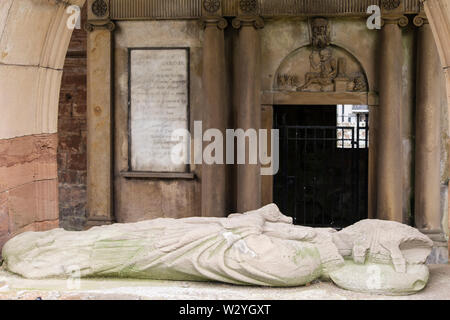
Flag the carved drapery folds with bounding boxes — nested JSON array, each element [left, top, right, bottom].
[[275, 18, 368, 93]]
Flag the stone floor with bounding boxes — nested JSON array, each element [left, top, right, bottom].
[[0, 265, 449, 300]]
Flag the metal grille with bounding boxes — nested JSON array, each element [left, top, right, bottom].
[[274, 110, 369, 229]]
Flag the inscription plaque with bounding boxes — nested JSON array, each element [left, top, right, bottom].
[[129, 48, 189, 172]]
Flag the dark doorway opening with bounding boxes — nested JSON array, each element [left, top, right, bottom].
[[273, 105, 369, 229]]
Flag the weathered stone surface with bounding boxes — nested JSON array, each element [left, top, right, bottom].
[[1, 204, 433, 294], [0, 133, 59, 250], [58, 13, 88, 230], [129, 48, 189, 172], [1, 264, 450, 300], [329, 262, 430, 295], [0, 134, 58, 192], [114, 20, 203, 223]]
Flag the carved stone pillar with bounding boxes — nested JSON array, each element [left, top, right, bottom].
[[376, 15, 408, 222], [232, 14, 264, 213], [200, 13, 228, 217], [85, 2, 115, 226], [414, 14, 443, 238]]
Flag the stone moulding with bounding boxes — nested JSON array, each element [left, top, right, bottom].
[[93, 0, 421, 20]]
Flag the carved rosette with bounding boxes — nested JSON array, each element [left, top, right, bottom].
[[203, 0, 221, 13], [381, 0, 401, 10], [239, 0, 258, 14], [92, 0, 108, 17]]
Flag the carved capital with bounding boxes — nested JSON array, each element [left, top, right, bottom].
[[232, 16, 264, 29], [413, 4, 428, 27], [199, 17, 228, 30], [84, 20, 116, 32], [413, 15, 429, 27], [382, 15, 409, 28]]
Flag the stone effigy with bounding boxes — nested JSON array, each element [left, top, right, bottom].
[[1, 204, 433, 295]]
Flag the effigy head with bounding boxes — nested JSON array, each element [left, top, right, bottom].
[[336, 219, 433, 269], [329, 219, 433, 295]]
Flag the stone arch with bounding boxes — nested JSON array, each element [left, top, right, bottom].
[[425, 0, 450, 117], [0, 0, 85, 248]]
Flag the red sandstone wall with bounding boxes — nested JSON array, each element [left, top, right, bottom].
[[57, 6, 87, 230], [0, 135, 59, 248], [0, 1, 87, 253]]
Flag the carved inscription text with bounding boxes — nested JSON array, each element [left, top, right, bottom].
[[129, 48, 189, 172]]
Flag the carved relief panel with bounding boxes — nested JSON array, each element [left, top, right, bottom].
[[274, 18, 368, 93]]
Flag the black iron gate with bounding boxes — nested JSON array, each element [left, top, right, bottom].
[[273, 107, 369, 229]]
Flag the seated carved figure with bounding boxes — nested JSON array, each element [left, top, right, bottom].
[[298, 48, 337, 91], [1, 204, 433, 295]]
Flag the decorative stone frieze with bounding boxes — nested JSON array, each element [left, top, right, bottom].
[[105, 0, 422, 20]]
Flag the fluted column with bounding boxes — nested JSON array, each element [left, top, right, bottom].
[[232, 15, 264, 213], [200, 16, 228, 217], [376, 16, 408, 222], [414, 14, 443, 235]]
